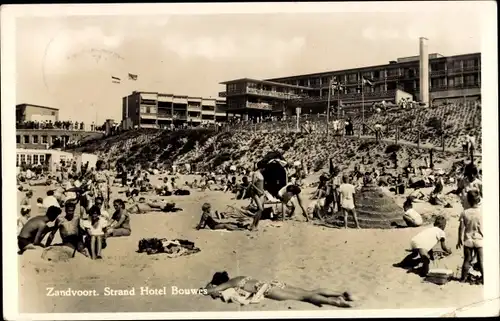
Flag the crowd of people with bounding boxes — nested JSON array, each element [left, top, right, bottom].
[[15, 98, 484, 308]]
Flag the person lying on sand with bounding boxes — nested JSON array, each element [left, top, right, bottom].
[[394, 216, 452, 277], [128, 197, 182, 214], [201, 271, 355, 308], [17, 206, 61, 254], [196, 203, 249, 231]]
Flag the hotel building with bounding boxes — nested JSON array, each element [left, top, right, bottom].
[[122, 91, 227, 129], [219, 46, 481, 119]]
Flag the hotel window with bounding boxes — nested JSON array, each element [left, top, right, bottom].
[[348, 74, 357, 83], [26, 154, 32, 165], [52, 136, 58, 144], [140, 106, 147, 114], [448, 78, 454, 87], [33, 135, 39, 144], [33, 154, 39, 165], [16, 154, 20, 166], [40, 155, 45, 164], [362, 72, 372, 79], [20, 154, 26, 165], [465, 60, 475, 68], [465, 75, 475, 85], [42, 135, 48, 144], [16, 135, 20, 144], [23, 135, 30, 144], [454, 76, 463, 86]]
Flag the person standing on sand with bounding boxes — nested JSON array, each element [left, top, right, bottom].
[[248, 161, 266, 231], [93, 160, 111, 210], [338, 175, 360, 229], [457, 190, 483, 283]]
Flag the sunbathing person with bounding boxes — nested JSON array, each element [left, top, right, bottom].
[[17, 206, 61, 254], [202, 271, 355, 308], [128, 197, 182, 214], [196, 203, 248, 231]]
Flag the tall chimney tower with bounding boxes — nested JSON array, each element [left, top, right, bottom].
[[419, 37, 429, 107]]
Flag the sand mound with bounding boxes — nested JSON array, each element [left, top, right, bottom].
[[328, 185, 406, 229], [41, 245, 87, 262]]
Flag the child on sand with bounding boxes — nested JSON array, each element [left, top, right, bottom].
[[394, 216, 452, 276], [17, 207, 32, 235], [17, 206, 61, 254], [456, 190, 483, 283], [402, 198, 423, 227]]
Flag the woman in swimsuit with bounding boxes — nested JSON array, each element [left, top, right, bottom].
[[196, 203, 249, 231], [202, 271, 355, 308]]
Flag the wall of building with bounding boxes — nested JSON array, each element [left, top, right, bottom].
[[16, 129, 104, 149], [17, 105, 60, 122]]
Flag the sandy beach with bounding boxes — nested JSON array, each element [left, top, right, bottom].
[[18, 175, 483, 313]]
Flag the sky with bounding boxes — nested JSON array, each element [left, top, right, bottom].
[[13, 2, 489, 124]]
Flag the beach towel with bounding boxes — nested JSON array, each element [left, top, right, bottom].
[[137, 238, 200, 257]]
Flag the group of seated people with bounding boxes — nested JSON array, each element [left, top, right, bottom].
[[17, 175, 133, 260]]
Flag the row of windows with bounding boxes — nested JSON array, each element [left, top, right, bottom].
[[275, 58, 480, 86], [16, 135, 52, 144], [16, 154, 46, 166]]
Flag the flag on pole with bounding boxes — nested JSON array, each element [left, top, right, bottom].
[[111, 76, 121, 84], [128, 73, 138, 81], [362, 77, 374, 86]]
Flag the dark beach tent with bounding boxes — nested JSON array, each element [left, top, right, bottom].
[[261, 151, 287, 198]]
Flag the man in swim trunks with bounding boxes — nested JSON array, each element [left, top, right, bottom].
[[46, 201, 88, 255], [277, 184, 309, 222], [17, 206, 61, 254]]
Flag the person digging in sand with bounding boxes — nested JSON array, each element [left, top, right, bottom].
[[196, 203, 249, 231], [394, 216, 452, 277], [202, 271, 356, 308]]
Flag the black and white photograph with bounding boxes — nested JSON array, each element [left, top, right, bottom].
[[2, 2, 499, 319]]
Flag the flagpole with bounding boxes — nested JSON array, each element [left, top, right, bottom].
[[362, 79, 365, 135], [326, 79, 332, 137]]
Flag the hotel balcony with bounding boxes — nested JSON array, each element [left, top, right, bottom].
[[157, 113, 172, 120], [140, 113, 157, 119], [246, 102, 273, 111], [290, 90, 398, 104], [218, 91, 227, 97], [201, 109, 215, 115], [215, 111, 226, 117], [430, 70, 447, 77], [187, 105, 201, 112], [140, 123, 157, 129], [246, 87, 303, 99], [172, 114, 187, 121]]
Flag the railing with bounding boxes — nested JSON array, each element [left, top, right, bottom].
[[246, 87, 304, 99], [218, 91, 227, 97], [246, 102, 273, 111], [157, 113, 172, 119]]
